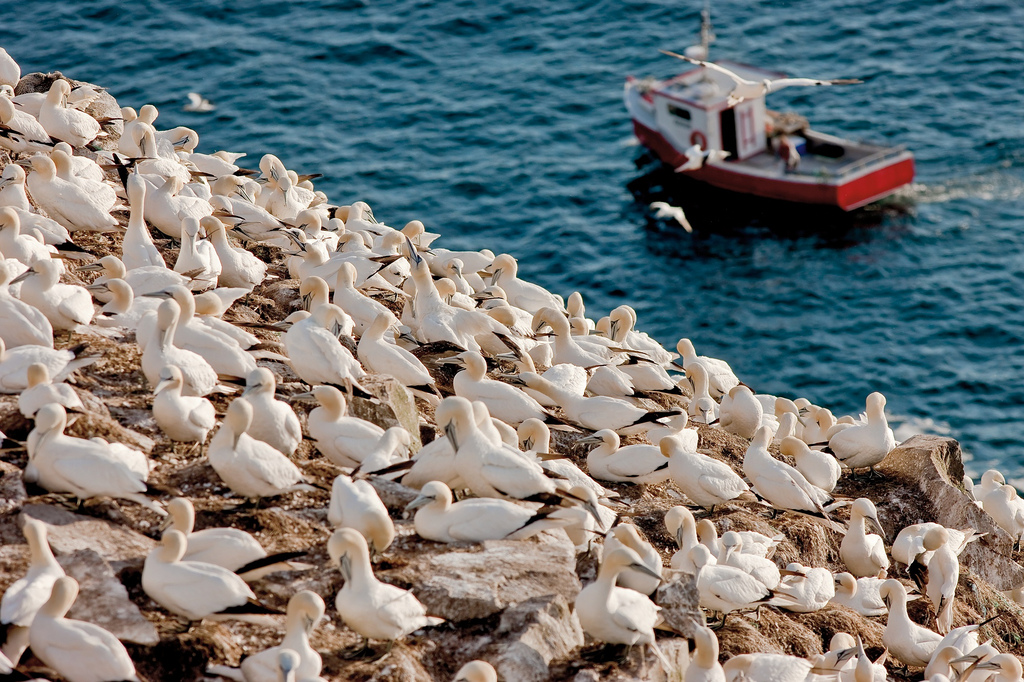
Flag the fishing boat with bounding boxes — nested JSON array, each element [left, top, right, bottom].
[[624, 10, 914, 211]]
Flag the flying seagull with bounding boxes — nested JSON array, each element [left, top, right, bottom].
[[660, 50, 862, 107], [675, 143, 731, 172], [649, 201, 692, 233]]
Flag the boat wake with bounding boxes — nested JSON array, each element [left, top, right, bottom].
[[900, 169, 1024, 204]]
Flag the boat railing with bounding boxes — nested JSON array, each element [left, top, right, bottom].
[[813, 145, 909, 179]]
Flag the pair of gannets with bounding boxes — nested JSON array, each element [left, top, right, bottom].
[[661, 434, 756, 512], [1, 519, 65, 665], [578, 429, 670, 485], [447, 350, 565, 427], [17, 361, 83, 418], [743, 426, 834, 520], [328, 474, 395, 554], [827, 392, 896, 473], [13, 259, 93, 331]]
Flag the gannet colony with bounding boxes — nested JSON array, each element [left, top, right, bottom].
[[1, 47, 1023, 682]]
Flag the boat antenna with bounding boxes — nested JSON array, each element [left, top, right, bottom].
[[700, 1, 714, 61]]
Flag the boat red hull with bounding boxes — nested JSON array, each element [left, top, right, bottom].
[[633, 120, 914, 211]]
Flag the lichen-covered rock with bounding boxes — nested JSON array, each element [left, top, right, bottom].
[[350, 375, 423, 453], [653, 574, 702, 638], [15, 72, 123, 150], [59, 548, 159, 644], [493, 594, 584, 682], [0, 461, 26, 515], [19, 505, 155, 570]]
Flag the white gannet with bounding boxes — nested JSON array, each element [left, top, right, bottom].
[[676, 338, 739, 398], [827, 392, 896, 474], [0, 338, 94, 393], [976, 469, 1006, 502], [0, 207, 59, 269], [327, 528, 444, 643], [580, 429, 670, 484], [982, 484, 1024, 542], [840, 498, 889, 578], [719, 531, 780, 589], [166, 498, 307, 578], [406, 256, 504, 352], [772, 563, 834, 613], [518, 418, 610, 497], [685, 364, 720, 425], [356, 427, 413, 474], [200, 215, 266, 289], [327, 474, 395, 554], [698, 522, 782, 560], [449, 351, 562, 427], [673, 143, 731, 173], [13, 260, 93, 330], [143, 530, 279, 622], [0, 48, 18, 87], [18, 361, 83, 418], [0, 260, 52, 347], [356, 313, 437, 396], [302, 385, 385, 468], [174, 217, 221, 291], [38, 80, 102, 147], [721, 653, 813, 682], [185, 92, 215, 112], [234, 592, 324, 682], [663, 435, 755, 512], [684, 626, 726, 682], [144, 175, 213, 239], [830, 572, 886, 617], [50, 150, 116, 213], [690, 544, 773, 627], [140, 299, 219, 396], [923, 526, 958, 634], [971, 654, 1023, 681], [26, 155, 118, 232], [29, 577, 140, 682], [121, 173, 165, 269], [92, 278, 160, 329], [0, 95, 53, 155], [407, 480, 569, 543], [891, 523, 980, 568], [452, 660, 498, 682], [879, 579, 942, 667], [645, 412, 699, 449], [662, 51, 862, 107], [0, 164, 33, 211], [520, 371, 676, 434], [602, 524, 663, 595], [81, 255, 190, 299], [482, 253, 564, 313], [283, 303, 366, 388], [743, 426, 833, 518], [665, 506, 701, 573], [242, 367, 301, 455], [719, 385, 763, 439], [208, 398, 317, 501], [0, 518, 66, 666], [152, 365, 216, 443], [575, 547, 662, 650], [773, 412, 800, 445], [27, 404, 162, 514], [779, 436, 841, 493], [52, 141, 105, 182], [333, 262, 396, 334]]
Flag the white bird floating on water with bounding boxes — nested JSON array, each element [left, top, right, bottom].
[[185, 92, 216, 112]]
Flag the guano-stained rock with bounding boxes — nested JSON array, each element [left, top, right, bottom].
[[59, 548, 159, 644], [493, 594, 584, 682], [19, 504, 155, 570]]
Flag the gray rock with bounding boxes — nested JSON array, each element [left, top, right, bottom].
[[351, 376, 423, 454], [59, 548, 159, 644], [494, 594, 584, 682], [19, 504, 155, 570], [879, 435, 1024, 590], [384, 533, 580, 622], [0, 461, 27, 515], [653, 574, 702, 638], [368, 477, 419, 513], [15, 72, 123, 150]]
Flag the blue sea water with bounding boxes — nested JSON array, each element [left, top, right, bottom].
[[6, 0, 1024, 479]]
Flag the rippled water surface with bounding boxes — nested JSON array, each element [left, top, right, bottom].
[[7, 0, 1024, 477]]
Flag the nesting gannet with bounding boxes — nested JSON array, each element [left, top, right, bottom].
[[0, 518, 65, 666], [663, 435, 755, 512], [773, 412, 800, 445], [328, 528, 444, 643], [0, 48, 17, 87], [482, 254, 564, 313], [772, 563, 834, 613], [879, 579, 942, 667], [208, 398, 316, 500], [685, 626, 726, 682], [140, 299, 219, 396], [327, 474, 395, 553], [18, 361, 83, 418], [0, 260, 52, 347], [743, 426, 833, 518], [350, 426, 412, 475], [174, 217, 221, 290], [972, 654, 1024, 681], [518, 418, 612, 497], [662, 51, 862, 106], [448, 351, 562, 427], [549, 484, 615, 551], [976, 469, 1006, 501], [165, 498, 306, 578], [145, 175, 213, 239], [26, 155, 118, 232], [719, 531, 781, 589], [580, 429, 670, 484], [0, 96, 53, 155], [283, 303, 366, 387], [0, 338, 94, 393], [38, 80, 103, 147], [200, 215, 266, 289], [333, 262, 396, 333], [357, 313, 436, 396], [685, 364, 720, 425], [923, 527, 958, 634], [690, 544, 772, 627], [719, 385, 763, 439], [0, 208, 58, 273], [143, 530, 279, 622], [827, 392, 895, 474], [982, 484, 1024, 542], [302, 385, 385, 468], [721, 653, 813, 682], [840, 498, 889, 578], [664, 506, 701, 573], [0, 164, 32, 211], [407, 480, 567, 543], [120, 172, 165, 269], [676, 338, 738, 398], [452, 660, 498, 682], [645, 412, 699, 449], [519, 371, 676, 434], [830, 573, 886, 617], [92, 278, 160, 329], [891, 523, 980, 569], [152, 365, 216, 443], [575, 547, 662, 649], [241, 368, 301, 455], [27, 403, 162, 513], [779, 436, 841, 493], [81, 255, 191, 299], [29, 577, 140, 682], [13, 260, 93, 330], [602, 524, 663, 595]]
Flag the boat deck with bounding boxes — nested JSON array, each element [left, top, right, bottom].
[[735, 133, 909, 182]]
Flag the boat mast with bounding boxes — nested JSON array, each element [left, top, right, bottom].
[[699, 1, 714, 61]]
